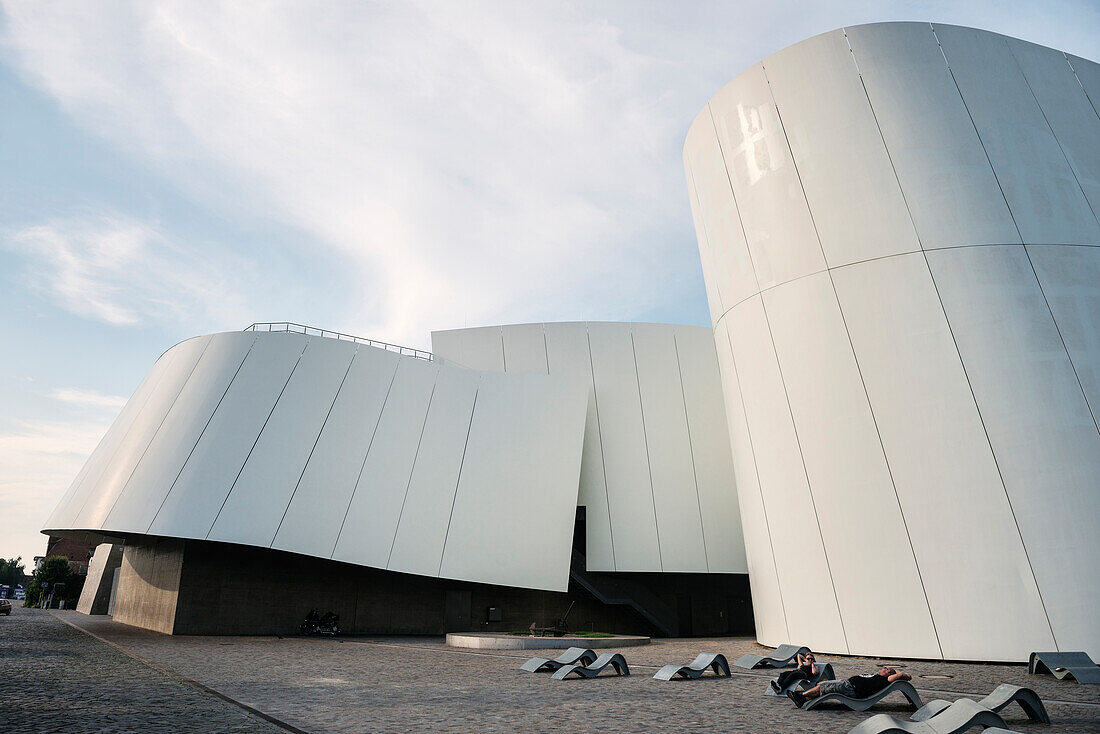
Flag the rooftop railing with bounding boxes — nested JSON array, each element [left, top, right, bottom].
[[244, 322, 433, 361]]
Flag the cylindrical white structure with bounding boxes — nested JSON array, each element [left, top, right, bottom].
[[686, 21, 1100, 662]]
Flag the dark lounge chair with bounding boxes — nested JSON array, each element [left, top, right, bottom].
[[552, 652, 630, 680], [911, 683, 1049, 724], [653, 653, 731, 681], [1029, 651, 1100, 684], [733, 644, 810, 669], [803, 679, 923, 712], [520, 646, 598, 673], [847, 698, 1009, 734]]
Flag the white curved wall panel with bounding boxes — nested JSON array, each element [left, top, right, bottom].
[[1007, 39, 1100, 223], [1067, 55, 1100, 115], [586, 322, 662, 571], [45, 331, 588, 593], [631, 323, 707, 572], [764, 273, 940, 659], [46, 337, 188, 530], [1027, 246, 1100, 419], [843, 22, 1020, 250], [71, 335, 211, 531], [709, 65, 825, 291], [927, 245, 1100, 656], [712, 321, 785, 643], [501, 323, 548, 374], [675, 326, 748, 574], [434, 322, 748, 576], [683, 107, 758, 313], [830, 253, 1056, 661], [270, 346, 400, 559], [439, 372, 586, 590], [206, 336, 356, 548], [724, 297, 848, 653], [329, 357, 440, 567], [542, 321, 615, 570], [690, 22, 1100, 660], [147, 333, 312, 538], [933, 24, 1100, 245], [387, 367, 479, 577], [763, 29, 919, 267]]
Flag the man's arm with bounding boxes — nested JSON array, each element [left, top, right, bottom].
[[887, 671, 911, 682]]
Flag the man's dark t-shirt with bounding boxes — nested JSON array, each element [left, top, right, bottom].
[[849, 673, 891, 698]]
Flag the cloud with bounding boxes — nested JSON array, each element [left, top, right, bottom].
[[4, 215, 256, 329], [0, 1, 703, 345], [50, 388, 128, 409]]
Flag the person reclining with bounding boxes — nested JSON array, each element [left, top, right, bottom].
[[787, 666, 911, 708], [771, 651, 819, 692]]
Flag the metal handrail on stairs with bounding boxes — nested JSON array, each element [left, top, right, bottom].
[[244, 322, 433, 361]]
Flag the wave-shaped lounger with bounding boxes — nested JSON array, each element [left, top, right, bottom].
[[1029, 651, 1100, 684], [733, 644, 810, 669], [911, 683, 1049, 724], [520, 647, 598, 673], [765, 663, 835, 696], [552, 652, 630, 680], [847, 698, 1008, 734], [653, 653, 731, 681], [804, 679, 923, 712]]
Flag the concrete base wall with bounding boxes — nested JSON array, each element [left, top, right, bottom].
[[76, 543, 124, 615], [112, 539, 184, 634], [110, 538, 751, 637]]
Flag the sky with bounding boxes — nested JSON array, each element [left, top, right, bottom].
[[1, 1, 1097, 572]]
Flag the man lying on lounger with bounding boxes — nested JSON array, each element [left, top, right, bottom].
[[787, 666, 911, 708]]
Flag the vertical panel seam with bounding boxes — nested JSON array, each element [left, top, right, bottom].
[[673, 329, 710, 572], [931, 21, 1064, 648], [330, 358, 402, 558], [629, 329, 664, 572], [438, 385, 481, 576], [63, 346, 180, 527], [99, 335, 227, 527], [1064, 53, 1100, 120], [835, 26, 950, 658], [585, 325, 617, 569], [719, 315, 792, 642], [270, 346, 360, 545], [1005, 40, 1100, 233], [687, 144, 729, 312], [72, 337, 213, 526], [145, 336, 273, 535], [541, 324, 550, 375], [387, 376, 440, 567], [760, 60, 851, 653], [204, 338, 310, 539], [706, 101, 763, 296]]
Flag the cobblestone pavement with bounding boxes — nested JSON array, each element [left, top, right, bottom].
[[52, 612, 1100, 733], [0, 605, 281, 733]]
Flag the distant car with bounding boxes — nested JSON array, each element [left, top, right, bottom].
[[0, 599, 11, 615]]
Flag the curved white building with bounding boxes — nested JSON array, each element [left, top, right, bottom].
[[685, 21, 1100, 662]]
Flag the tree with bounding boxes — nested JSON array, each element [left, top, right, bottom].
[[0, 556, 26, 589], [24, 556, 84, 608]]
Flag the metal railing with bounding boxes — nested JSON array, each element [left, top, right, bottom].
[[244, 322, 433, 361]]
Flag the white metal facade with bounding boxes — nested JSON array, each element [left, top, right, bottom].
[[432, 322, 748, 575], [686, 21, 1100, 662], [43, 331, 590, 592]]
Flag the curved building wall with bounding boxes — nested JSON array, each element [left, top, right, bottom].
[[686, 22, 1100, 661], [43, 331, 589, 592], [432, 322, 748, 576]]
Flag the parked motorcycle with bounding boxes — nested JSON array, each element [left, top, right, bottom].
[[299, 608, 340, 636]]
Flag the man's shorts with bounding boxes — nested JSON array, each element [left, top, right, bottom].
[[818, 679, 856, 697]]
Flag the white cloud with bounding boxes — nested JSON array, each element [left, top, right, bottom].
[[51, 388, 128, 409], [5, 215, 256, 329], [0, 1, 700, 345]]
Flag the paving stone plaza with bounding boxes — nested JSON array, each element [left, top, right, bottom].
[[2, 605, 1097, 733]]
